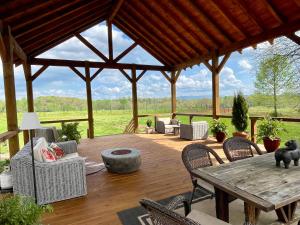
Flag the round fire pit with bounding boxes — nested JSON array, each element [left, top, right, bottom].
[[101, 148, 141, 174]]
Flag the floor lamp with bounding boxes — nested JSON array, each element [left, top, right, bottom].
[[20, 112, 41, 204]]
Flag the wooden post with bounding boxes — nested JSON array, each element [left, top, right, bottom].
[[250, 118, 257, 143], [23, 62, 34, 144], [85, 61, 94, 138], [212, 51, 220, 119], [171, 71, 176, 118], [107, 20, 113, 61], [1, 26, 19, 157], [131, 67, 138, 132]]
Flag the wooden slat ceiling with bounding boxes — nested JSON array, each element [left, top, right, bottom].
[[1, 0, 300, 68]]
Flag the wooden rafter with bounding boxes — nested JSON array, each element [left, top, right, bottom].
[[160, 71, 171, 83], [108, 0, 124, 23], [119, 69, 132, 82], [113, 42, 138, 62], [91, 68, 103, 81], [75, 33, 108, 62], [69, 66, 86, 81], [30, 58, 171, 71], [261, 0, 286, 24], [286, 33, 300, 45], [136, 70, 147, 81], [31, 65, 48, 81]]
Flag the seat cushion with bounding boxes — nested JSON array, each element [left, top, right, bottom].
[[187, 209, 231, 225], [59, 152, 79, 161], [158, 118, 171, 124]]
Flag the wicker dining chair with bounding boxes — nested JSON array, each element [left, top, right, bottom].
[[223, 136, 263, 162], [181, 143, 224, 206]]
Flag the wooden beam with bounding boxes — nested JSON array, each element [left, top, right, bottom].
[[85, 61, 94, 139], [31, 65, 48, 81], [91, 68, 103, 81], [108, 0, 125, 23], [69, 66, 86, 81], [212, 51, 220, 118], [171, 71, 176, 115], [217, 53, 231, 73], [160, 71, 171, 83], [11, 35, 27, 62], [136, 70, 147, 82], [1, 26, 19, 156], [76, 33, 108, 62], [30, 58, 172, 71], [119, 69, 132, 82], [113, 42, 138, 62], [175, 69, 182, 82], [261, 0, 286, 24], [131, 67, 138, 132], [286, 33, 300, 45], [107, 20, 113, 61]]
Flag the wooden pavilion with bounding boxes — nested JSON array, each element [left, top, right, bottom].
[[1, 0, 300, 157]]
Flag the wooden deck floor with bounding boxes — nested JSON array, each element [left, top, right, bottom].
[[42, 133, 227, 225]]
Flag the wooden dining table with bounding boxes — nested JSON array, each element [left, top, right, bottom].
[[191, 153, 300, 225]]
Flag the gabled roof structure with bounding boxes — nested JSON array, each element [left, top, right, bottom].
[[0, 0, 300, 157], [1, 0, 300, 69]]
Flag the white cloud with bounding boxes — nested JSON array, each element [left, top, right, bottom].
[[238, 59, 252, 70]]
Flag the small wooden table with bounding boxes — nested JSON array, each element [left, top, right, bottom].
[[192, 153, 300, 225]]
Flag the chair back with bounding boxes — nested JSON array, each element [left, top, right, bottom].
[[223, 137, 263, 162], [140, 199, 200, 225], [182, 144, 223, 174]]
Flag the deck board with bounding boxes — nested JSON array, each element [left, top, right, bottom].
[[42, 134, 231, 225]]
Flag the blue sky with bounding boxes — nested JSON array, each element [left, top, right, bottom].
[[0, 21, 290, 100]]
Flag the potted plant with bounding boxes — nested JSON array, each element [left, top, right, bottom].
[[58, 122, 81, 143], [0, 195, 53, 225], [231, 92, 249, 138], [257, 117, 286, 152], [145, 119, 154, 134], [210, 119, 228, 143]]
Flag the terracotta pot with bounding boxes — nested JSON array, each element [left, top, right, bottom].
[[216, 132, 226, 143], [263, 137, 280, 153], [232, 131, 249, 139]]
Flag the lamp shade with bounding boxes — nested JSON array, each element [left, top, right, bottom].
[[20, 112, 42, 130]]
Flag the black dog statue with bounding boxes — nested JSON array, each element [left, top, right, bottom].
[[275, 140, 300, 169]]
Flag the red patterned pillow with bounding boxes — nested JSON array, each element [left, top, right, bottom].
[[41, 148, 56, 162], [50, 143, 65, 159]]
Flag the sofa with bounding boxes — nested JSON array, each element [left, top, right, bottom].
[[180, 121, 209, 140], [10, 139, 87, 205], [156, 117, 179, 134]]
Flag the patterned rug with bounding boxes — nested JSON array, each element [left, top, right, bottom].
[[117, 188, 211, 225]]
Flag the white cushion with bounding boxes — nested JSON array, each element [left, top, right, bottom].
[[59, 152, 79, 161], [33, 138, 48, 162], [158, 118, 170, 125], [192, 121, 207, 125], [187, 210, 231, 225]]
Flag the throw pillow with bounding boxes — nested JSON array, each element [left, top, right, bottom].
[[41, 147, 56, 162], [33, 137, 48, 162], [170, 119, 178, 125], [50, 143, 64, 159]]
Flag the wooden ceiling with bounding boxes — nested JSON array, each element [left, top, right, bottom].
[[1, 0, 300, 68]]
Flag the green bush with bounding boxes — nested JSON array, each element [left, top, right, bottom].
[[231, 92, 249, 132], [210, 119, 228, 136], [59, 122, 81, 143], [0, 159, 10, 173], [257, 117, 286, 141], [0, 195, 52, 225], [146, 119, 152, 127]]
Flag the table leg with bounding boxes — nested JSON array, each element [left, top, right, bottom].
[[215, 187, 229, 223], [275, 202, 297, 223], [244, 202, 260, 225]]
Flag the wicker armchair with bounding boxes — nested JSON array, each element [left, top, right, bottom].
[[180, 122, 208, 140], [223, 137, 263, 162], [182, 144, 224, 206], [141, 196, 231, 225]]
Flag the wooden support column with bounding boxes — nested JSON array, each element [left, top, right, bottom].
[[107, 20, 113, 61], [23, 62, 34, 143], [131, 67, 138, 132], [1, 26, 19, 156], [212, 51, 220, 119], [250, 118, 257, 143], [171, 71, 176, 118], [85, 61, 94, 138]]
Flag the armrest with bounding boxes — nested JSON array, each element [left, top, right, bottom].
[[36, 156, 85, 169], [165, 195, 190, 216], [56, 140, 77, 154]]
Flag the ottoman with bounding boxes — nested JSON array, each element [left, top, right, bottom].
[[101, 148, 141, 174]]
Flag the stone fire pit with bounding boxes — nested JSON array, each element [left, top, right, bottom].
[[101, 148, 141, 174]]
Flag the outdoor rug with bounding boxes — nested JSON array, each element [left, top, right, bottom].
[[117, 188, 211, 225]]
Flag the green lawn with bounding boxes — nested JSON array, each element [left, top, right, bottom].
[[0, 109, 299, 154]]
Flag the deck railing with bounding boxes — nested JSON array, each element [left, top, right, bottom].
[[137, 113, 300, 143]]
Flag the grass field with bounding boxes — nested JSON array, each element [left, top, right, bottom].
[[0, 109, 299, 154]]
